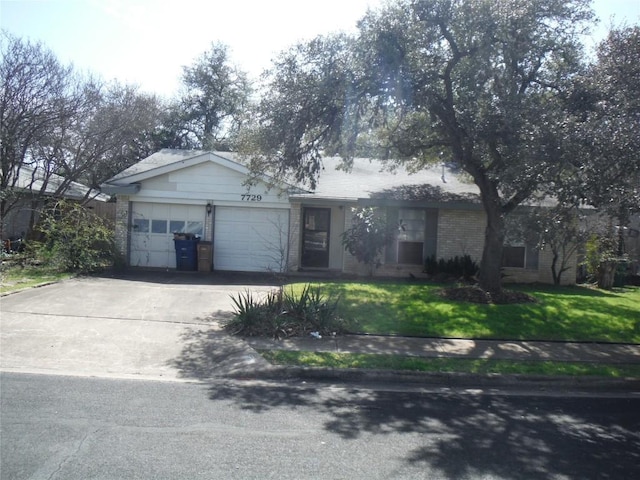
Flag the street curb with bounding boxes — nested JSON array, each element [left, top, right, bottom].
[[223, 365, 640, 393]]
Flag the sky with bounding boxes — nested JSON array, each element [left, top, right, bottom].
[[1, 0, 639, 98]]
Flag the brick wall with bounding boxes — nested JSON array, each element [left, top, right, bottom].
[[437, 209, 486, 262], [114, 196, 130, 259], [535, 247, 577, 285], [287, 203, 302, 271]]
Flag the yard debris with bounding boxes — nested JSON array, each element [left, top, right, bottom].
[[439, 286, 537, 304]]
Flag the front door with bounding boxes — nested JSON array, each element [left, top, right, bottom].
[[302, 208, 330, 268]]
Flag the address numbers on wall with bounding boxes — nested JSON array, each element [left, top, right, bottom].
[[241, 194, 262, 201]]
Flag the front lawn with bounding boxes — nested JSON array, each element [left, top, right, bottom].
[[287, 281, 640, 344], [0, 261, 72, 294]]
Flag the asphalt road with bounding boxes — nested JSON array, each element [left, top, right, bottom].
[[2, 372, 639, 480]]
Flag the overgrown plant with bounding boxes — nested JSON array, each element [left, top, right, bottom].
[[37, 200, 117, 273], [225, 284, 347, 338], [341, 207, 393, 275], [583, 220, 626, 289]]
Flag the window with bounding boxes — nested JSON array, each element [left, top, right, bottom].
[[185, 221, 203, 236], [132, 218, 149, 233], [397, 209, 425, 265], [151, 220, 167, 234], [398, 242, 424, 265], [170, 220, 185, 233], [503, 244, 539, 269], [302, 208, 331, 268], [502, 245, 526, 268]]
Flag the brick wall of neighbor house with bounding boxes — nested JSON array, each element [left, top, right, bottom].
[[437, 209, 486, 262], [114, 196, 130, 259], [537, 247, 577, 285], [287, 203, 302, 271], [376, 262, 425, 277], [501, 266, 539, 284]]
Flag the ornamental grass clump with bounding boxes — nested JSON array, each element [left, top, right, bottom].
[[225, 284, 347, 338]]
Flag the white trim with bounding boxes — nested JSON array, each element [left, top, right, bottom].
[[129, 195, 290, 210]]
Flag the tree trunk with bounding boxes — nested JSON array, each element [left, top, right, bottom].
[[551, 251, 560, 286], [478, 205, 505, 294], [598, 260, 617, 289]]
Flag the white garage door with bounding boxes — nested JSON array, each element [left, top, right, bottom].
[[130, 203, 205, 268], [214, 207, 290, 272]]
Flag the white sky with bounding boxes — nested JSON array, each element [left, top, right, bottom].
[[1, 0, 638, 98]]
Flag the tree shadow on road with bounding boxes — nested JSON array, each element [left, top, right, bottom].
[[205, 380, 640, 479], [167, 311, 640, 479]]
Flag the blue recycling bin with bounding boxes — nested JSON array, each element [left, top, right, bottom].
[[174, 237, 200, 271]]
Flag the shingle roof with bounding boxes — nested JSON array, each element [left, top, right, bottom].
[[296, 156, 480, 202], [104, 149, 482, 203], [107, 149, 211, 182], [12, 166, 109, 201]]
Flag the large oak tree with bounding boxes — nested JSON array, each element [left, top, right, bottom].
[[175, 42, 251, 150], [565, 26, 640, 225], [244, 0, 594, 293]]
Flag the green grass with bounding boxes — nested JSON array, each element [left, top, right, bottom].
[[286, 281, 640, 344], [260, 350, 640, 378], [0, 262, 71, 294]]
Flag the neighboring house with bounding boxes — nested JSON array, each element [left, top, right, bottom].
[[624, 214, 640, 278], [1, 166, 113, 243], [101, 149, 577, 284]]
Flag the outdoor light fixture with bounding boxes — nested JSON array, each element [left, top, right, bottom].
[[206, 203, 212, 216]]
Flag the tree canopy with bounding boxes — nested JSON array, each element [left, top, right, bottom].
[[243, 0, 595, 292], [564, 25, 640, 224], [1, 32, 165, 233], [173, 42, 251, 150]]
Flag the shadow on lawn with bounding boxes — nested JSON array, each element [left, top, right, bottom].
[[204, 380, 640, 479]]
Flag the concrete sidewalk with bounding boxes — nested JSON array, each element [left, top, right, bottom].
[[241, 335, 640, 392], [245, 335, 640, 364]]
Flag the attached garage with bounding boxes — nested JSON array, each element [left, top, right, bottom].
[[102, 150, 298, 273], [129, 202, 206, 268], [214, 206, 290, 272]]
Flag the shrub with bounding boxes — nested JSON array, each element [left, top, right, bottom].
[[225, 285, 347, 338], [37, 200, 117, 273], [424, 254, 479, 280]]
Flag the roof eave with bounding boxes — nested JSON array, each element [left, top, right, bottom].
[[100, 183, 141, 195]]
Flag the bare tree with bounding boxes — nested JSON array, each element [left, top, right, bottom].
[[1, 31, 76, 230]]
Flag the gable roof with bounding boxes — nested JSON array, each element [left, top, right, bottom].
[[106, 149, 228, 183], [101, 149, 306, 195]]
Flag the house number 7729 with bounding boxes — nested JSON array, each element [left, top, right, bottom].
[[241, 194, 262, 201]]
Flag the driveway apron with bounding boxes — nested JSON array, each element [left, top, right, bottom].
[[0, 273, 277, 381]]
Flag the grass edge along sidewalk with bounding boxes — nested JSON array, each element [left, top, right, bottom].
[[246, 282, 640, 379], [258, 350, 640, 379]]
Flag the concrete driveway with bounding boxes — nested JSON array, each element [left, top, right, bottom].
[[0, 271, 279, 381]]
